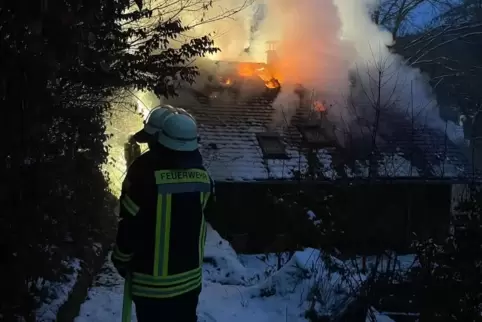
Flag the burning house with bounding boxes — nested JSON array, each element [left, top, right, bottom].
[[195, 43, 282, 102], [160, 45, 480, 254], [196, 60, 280, 100]]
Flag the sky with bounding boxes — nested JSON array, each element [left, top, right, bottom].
[[413, 2, 439, 23]]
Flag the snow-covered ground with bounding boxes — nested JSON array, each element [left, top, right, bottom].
[[73, 225, 401, 322], [35, 258, 82, 321]]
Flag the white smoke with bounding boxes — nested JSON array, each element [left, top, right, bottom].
[[129, 0, 463, 141], [199, 0, 454, 136], [332, 0, 446, 132]]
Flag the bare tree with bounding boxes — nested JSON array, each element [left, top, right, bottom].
[[125, 0, 256, 50], [372, 0, 451, 39], [393, 0, 482, 125]]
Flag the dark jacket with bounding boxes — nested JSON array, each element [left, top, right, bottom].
[[111, 147, 215, 298]]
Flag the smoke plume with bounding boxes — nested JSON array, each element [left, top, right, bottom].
[[196, 0, 456, 136], [130, 0, 464, 142]]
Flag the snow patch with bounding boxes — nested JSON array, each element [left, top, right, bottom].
[[35, 258, 82, 322], [250, 249, 364, 316], [378, 153, 419, 177], [367, 308, 396, 322], [75, 227, 396, 322], [307, 210, 322, 226], [353, 253, 419, 273], [203, 224, 250, 285]]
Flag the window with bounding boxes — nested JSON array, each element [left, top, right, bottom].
[[299, 124, 329, 145], [256, 132, 288, 159]]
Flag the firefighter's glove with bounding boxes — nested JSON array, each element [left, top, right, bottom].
[[124, 135, 141, 167]]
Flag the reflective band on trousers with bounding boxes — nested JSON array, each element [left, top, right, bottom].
[[132, 260, 202, 298], [132, 275, 202, 298], [133, 267, 201, 286], [112, 245, 133, 262]]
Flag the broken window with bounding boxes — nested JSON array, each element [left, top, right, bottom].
[[299, 124, 328, 145], [256, 132, 288, 159]]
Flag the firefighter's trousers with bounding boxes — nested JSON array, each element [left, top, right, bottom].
[[133, 287, 201, 322]]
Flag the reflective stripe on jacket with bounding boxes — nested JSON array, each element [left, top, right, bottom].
[[112, 149, 214, 299]]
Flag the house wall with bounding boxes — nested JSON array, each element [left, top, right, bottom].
[[206, 183, 290, 252], [337, 184, 451, 252], [207, 182, 452, 254]]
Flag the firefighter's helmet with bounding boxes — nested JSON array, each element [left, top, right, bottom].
[[157, 112, 198, 152], [133, 105, 178, 143]]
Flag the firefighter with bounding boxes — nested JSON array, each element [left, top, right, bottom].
[[112, 108, 214, 322]]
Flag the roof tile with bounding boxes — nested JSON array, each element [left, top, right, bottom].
[[166, 91, 478, 182]]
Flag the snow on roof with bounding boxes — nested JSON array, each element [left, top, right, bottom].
[[370, 109, 478, 181], [173, 93, 478, 183]]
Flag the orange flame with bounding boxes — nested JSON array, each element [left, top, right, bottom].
[[219, 76, 233, 86], [237, 62, 259, 77], [236, 62, 280, 89], [313, 100, 326, 112], [264, 80, 279, 89]]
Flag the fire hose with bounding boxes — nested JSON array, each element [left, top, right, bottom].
[[121, 272, 133, 322]]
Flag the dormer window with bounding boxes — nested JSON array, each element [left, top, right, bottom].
[[256, 132, 288, 159], [298, 123, 329, 146]]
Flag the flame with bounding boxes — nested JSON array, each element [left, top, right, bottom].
[[236, 62, 260, 77], [219, 76, 233, 87], [221, 77, 232, 85], [235, 62, 280, 89], [313, 100, 326, 112], [264, 80, 279, 89]]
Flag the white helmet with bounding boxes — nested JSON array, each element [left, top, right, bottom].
[[133, 105, 177, 143], [176, 107, 196, 123], [157, 112, 199, 151]]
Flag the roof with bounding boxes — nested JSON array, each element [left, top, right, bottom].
[[166, 90, 480, 183]]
